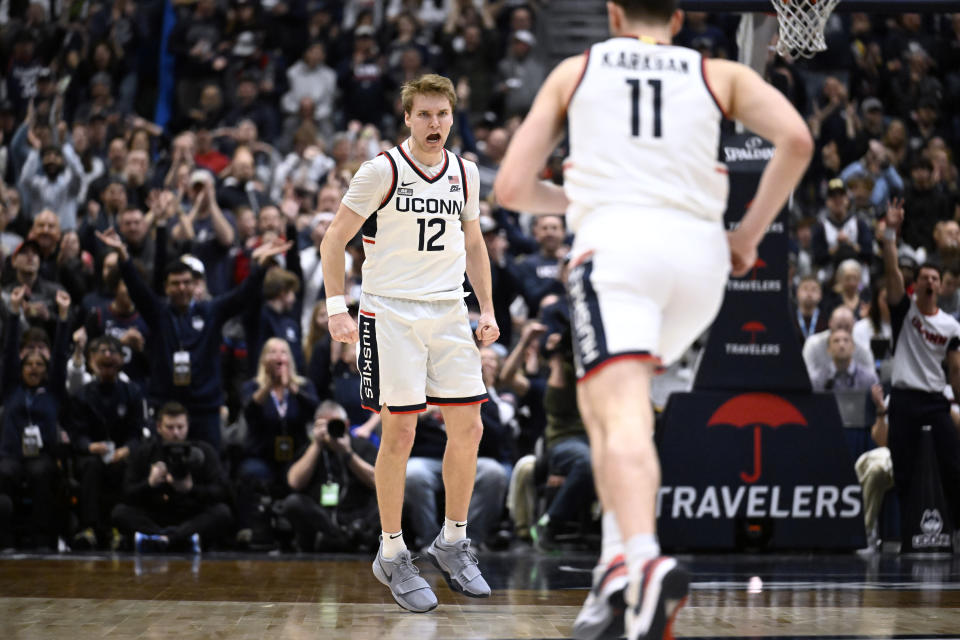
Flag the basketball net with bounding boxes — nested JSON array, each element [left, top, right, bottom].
[[770, 0, 841, 59]]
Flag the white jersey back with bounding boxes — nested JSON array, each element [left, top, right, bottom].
[[354, 145, 476, 301], [564, 37, 728, 231]]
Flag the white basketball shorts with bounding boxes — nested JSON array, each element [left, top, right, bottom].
[[357, 292, 488, 413], [567, 207, 730, 381]]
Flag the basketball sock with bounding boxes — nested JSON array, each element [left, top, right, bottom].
[[381, 530, 407, 559], [624, 533, 660, 590], [443, 517, 468, 543], [599, 511, 624, 566]]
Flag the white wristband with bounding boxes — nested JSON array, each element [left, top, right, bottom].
[[326, 295, 348, 316], [883, 228, 897, 243]]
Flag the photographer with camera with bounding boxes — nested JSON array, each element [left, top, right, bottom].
[[280, 401, 378, 552], [111, 402, 235, 552]]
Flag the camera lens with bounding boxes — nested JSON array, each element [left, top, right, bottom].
[[327, 418, 346, 439]]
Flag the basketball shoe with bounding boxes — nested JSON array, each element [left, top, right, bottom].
[[372, 540, 439, 613], [425, 532, 491, 597], [625, 556, 689, 640], [572, 554, 628, 640]]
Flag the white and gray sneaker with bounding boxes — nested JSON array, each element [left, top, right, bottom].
[[372, 541, 438, 613], [425, 533, 491, 598]]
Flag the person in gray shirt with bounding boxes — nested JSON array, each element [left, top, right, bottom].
[[18, 136, 85, 231], [804, 306, 876, 378]]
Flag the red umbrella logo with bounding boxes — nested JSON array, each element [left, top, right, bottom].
[[749, 258, 767, 281], [740, 321, 767, 344], [707, 393, 808, 484]]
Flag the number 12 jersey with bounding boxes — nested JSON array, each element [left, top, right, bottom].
[[564, 37, 729, 232], [341, 139, 481, 301]]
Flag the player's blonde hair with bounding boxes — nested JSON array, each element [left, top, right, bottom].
[[400, 74, 457, 115]]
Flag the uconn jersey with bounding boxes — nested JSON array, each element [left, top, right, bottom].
[[341, 140, 480, 301], [891, 296, 960, 393], [564, 37, 729, 232]]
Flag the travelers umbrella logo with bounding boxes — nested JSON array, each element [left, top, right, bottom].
[[707, 393, 807, 483], [727, 255, 781, 292], [725, 321, 780, 356], [741, 321, 766, 344]]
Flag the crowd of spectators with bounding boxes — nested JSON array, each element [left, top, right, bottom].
[[0, 2, 958, 553]]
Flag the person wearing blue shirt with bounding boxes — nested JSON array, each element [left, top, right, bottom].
[[513, 214, 567, 317], [840, 140, 904, 211], [96, 228, 291, 450]]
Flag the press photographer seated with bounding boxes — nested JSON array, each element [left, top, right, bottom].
[[111, 402, 234, 552], [280, 401, 378, 552]]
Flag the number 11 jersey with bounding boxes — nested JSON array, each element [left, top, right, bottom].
[[564, 37, 729, 232], [341, 139, 481, 301]]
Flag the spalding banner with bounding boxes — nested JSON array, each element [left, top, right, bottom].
[[657, 391, 866, 550], [694, 133, 810, 392]]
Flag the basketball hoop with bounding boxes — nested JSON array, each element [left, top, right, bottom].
[[770, 0, 841, 59]]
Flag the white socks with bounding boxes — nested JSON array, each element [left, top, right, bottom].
[[624, 533, 660, 576], [381, 530, 407, 558], [382, 519, 468, 557], [600, 511, 624, 565], [443, 517, 468, 543]]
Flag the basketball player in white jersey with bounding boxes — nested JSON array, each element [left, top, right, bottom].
[[495, 2, 813, 639], [320, 74, 499, 613]]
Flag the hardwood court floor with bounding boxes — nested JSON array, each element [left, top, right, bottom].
[[2, 549, 960, 639]]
